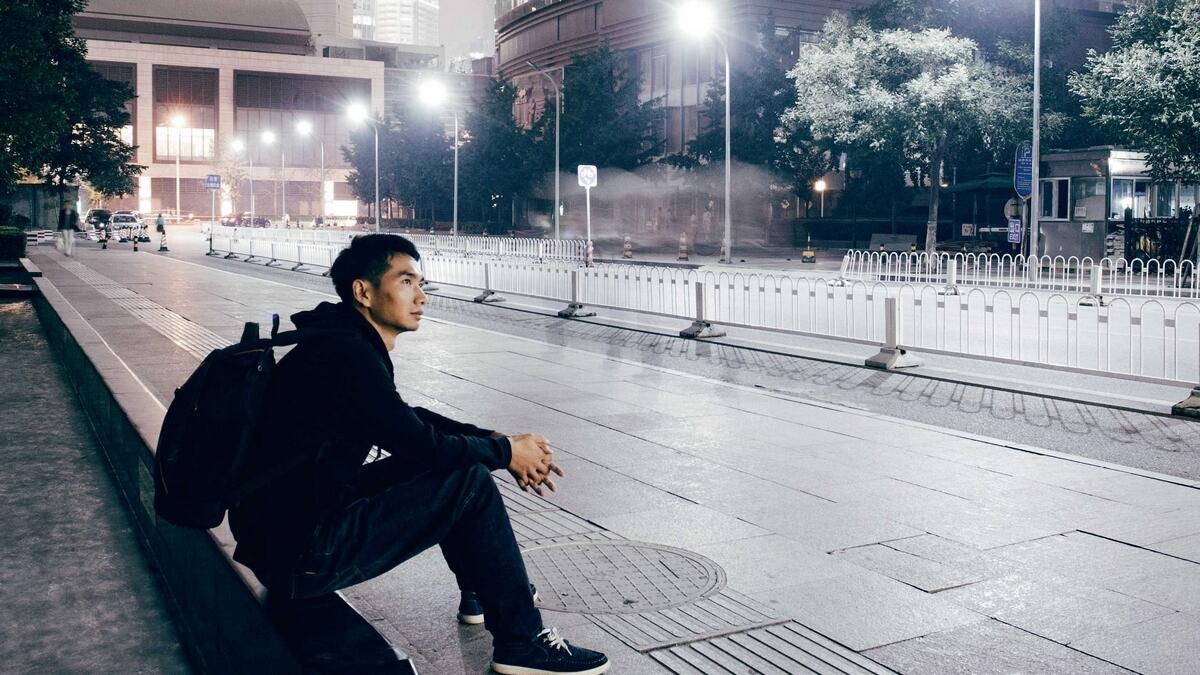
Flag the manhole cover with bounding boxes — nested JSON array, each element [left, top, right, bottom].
[[522, 541, 725, 614]]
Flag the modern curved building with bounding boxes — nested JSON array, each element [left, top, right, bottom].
[[74, 0, 385, 220], [495, 0, 874, 156]]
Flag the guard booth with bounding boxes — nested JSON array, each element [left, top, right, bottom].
[[1036, 146, 1199, 261]]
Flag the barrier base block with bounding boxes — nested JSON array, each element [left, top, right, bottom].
[[1078, 295, 1107, 307], [557, 303, 596, 319], [1172, 387, 1200, 419], [420, 281, 440, 292], [679, 320, 726, 339], [473, 290, 506, 304], [865, 347, 923, 370], [938, 285, 960, 296]]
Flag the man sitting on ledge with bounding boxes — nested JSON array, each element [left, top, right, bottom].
[[229, 234, 610, 674]]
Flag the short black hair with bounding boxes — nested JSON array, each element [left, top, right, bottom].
[[330, 234, 421, 304]]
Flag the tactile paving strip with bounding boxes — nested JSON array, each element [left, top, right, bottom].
[[589, 589, 787, 653], [650, 621, 898, 674], [62, 261, 229, 359], [521, 541, 725, 614]]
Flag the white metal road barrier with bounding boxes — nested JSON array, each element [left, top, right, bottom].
[[210, 226, 587, 264], [207, 233, 1200, 392], [842, 250, 1200, 298]]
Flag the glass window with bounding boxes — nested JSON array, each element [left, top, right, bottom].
[[1071, 177, 1105, 221], [1154, 182, 1175, 217], [1112, 178, 1134, 218], [1039, 178, 1069, 219], [1181, 184, 1198, 215]]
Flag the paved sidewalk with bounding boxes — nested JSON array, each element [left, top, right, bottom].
[[25, 238, 1200, 674]]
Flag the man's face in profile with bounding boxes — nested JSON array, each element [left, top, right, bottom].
[[362, 253, 426, 335]]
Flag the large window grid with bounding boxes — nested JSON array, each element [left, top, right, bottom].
[[153, 67, 218, 162], [233, 73, 369, 169]]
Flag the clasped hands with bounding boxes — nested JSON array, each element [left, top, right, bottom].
[[505, 433, 564, 496]]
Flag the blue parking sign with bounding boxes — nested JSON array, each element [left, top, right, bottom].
[[1007, 218, 1023, 244], [204, 174, 221, 190]]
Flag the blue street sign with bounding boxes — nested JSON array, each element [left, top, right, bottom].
[[1013, 141, 1033, 199], [204, 174, 221, 190], [1007, 218, 1023, 244]]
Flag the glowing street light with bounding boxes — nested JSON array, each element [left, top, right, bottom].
[[678, 1, 732, 262], [527, 60, 563, 240], [814, 179, 827, 218], [420, 79, 461, 237], [346, 103, 380, 232]]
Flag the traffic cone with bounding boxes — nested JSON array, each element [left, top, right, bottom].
[[677, 231, 689, 261], [622, 235, 633, 259]]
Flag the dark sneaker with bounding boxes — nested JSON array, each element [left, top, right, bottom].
[[457, 591, 485, 625], [458, 584, 540, 625], [491, 628, 610, 675]]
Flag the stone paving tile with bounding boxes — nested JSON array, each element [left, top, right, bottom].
[[591, 503, 769, 549], [883, 534, 1018, 580], [1150, 532, 1200, 562], [542, 478, 693, 518], [1068, 611, 1200, 675], [832, 543, 991, 593], [937, 572, 1177, 646], [1069, 473, 1200, 512], [692, 535, 860, 595], [864, 619, 1136, 675], [991, 532, 1189, 587], [746, 502, 925, 553], [749, 569, 986, 651], [877, 497, 1077, 550], [548, 426, 692, 469], [808, 477, 974, 511]]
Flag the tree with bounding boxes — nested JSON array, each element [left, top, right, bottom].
[[1070, 0, 1200, 183], [343, 113, 453, 222], [458, 79, 541, 228], [559, 44, 663, 172], [784, 15, 1028, 251], [0, 0, 140, 197]]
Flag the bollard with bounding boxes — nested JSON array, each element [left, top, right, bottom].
[[558, 269, 597, 318], [622, 235, 633, 259], [865, 296, 922, 370], [472, 262, 506, 303], [679, 280, 726, 338], [132, 235, 139, 252], [939, 258, 960, 295], [677, 232, 689, 261], [158, 228, 169, 252], [801, 234, 816, 263], [910, 243, 917, 253], [586, 239, 595, 268]]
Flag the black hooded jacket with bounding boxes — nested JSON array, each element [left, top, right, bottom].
[[228, 301, 512, 579]]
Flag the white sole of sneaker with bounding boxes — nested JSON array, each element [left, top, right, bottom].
[[490, 662, 610, 675], [458, 612, 485, 625]]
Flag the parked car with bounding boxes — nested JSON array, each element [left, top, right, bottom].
[[84, 208, 112, 227]]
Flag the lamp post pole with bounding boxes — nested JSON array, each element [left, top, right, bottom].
[[453, 110, 459, 237], [527, 60, 562, 240], [373, 122, 380, 232], [719, 36, 732, 263], [281, 148, 287, 224], [1030, 0, 1042, 260]]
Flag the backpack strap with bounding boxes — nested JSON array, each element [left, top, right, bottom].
[[269, 327, 359, 348]]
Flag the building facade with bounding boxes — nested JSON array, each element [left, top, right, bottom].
[[377, 0, 441, 45], [73, 0, 386, 221]]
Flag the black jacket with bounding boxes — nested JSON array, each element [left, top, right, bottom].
[[229, 301, 511, 578]]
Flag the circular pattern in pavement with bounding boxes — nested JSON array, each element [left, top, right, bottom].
[[522, 541, 726, 614]]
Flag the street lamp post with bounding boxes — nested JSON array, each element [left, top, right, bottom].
[[347, 103, 380, 232], [296, 120, 326, 222], [419, 79, 461, 237], [230, 138, 253, 224], [678, 2, 732, 263], [171, 115, 186, 221], [260, 130, 278, 225], [815, 179, 827, 218], [527, 60, 562, 240], [1030, 0, 1043, 260]]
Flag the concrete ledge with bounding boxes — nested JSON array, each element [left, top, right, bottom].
[[29, 273, 415, 674]]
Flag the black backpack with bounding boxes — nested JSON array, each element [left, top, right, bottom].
[[153, 316, 348, 529]]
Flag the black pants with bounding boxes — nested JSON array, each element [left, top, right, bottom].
[[286, 461, 542, 649]]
